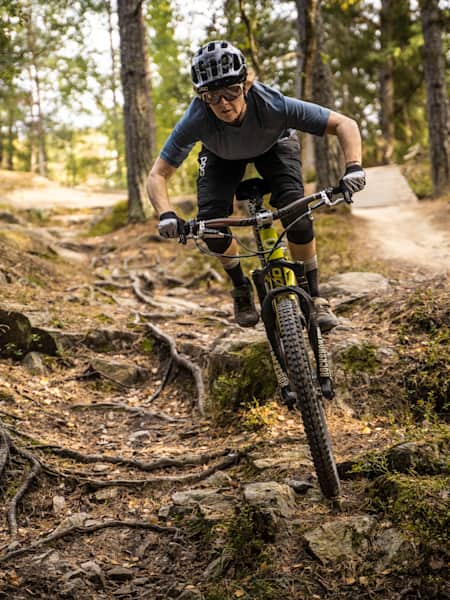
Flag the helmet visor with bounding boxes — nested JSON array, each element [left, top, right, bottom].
[[200, 83, 244, 105]]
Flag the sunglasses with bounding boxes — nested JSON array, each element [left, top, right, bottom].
[[200, 84, 244, 105]]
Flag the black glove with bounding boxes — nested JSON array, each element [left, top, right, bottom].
[[158, 211, 185, 239], [340, 163, 366, 194]]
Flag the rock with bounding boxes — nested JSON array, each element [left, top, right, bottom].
[[303, 515, 376, 564], [84, 328, 139, 352], [92, 463, 110, 472], [22, 351, 46, 374], [128, 430, 151, 446], [88, 358, 151, 386], [0, 271, 7, 284], [171, 488, 235, 522], [80, 560, 106, 586], [250, 447, 312, 471], [386, 440, 449, 475], [107, 566, 134, 581], [30, 327, 59, 355], [372, 525, 411, 572], [287, 479, 314, 494], [243, 481, 297, 522], [39, 328, 138, 353], [53, 512, 90, 534], [207, 329, 276, 416], [95, 487, 119, 501], [0, 309, 33, 358], [52, 495, 67, 515], [321, 272, 390, 307]]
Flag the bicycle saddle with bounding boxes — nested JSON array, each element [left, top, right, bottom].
[[235, 178, 271, 201]]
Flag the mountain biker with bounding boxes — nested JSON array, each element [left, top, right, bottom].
[[147, 40, 365, 332]]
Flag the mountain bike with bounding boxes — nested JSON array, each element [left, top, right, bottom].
[[180, 179, 353, 499]]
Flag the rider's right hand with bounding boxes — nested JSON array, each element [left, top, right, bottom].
[[158, 211, 184, 238]]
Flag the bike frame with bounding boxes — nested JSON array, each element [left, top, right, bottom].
[[181, 184, 350, 400]]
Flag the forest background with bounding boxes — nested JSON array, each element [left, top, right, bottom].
[[0, 0, 449, 218]]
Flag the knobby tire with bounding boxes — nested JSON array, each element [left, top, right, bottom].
[[275, 296, 340, 498]]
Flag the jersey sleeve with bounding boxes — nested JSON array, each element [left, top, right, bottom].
[[159, 103, 200, 167], [283, 96, 330, 136]]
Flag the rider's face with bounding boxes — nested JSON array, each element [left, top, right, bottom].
[[209, 94, 246, 124], [203, 84, 247, 124]]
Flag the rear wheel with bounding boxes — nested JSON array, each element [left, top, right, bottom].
[[275, 296, 340, 498]]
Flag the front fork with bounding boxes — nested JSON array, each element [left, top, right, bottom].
[[251, 266, 335, 400]]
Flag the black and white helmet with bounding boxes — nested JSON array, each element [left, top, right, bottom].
[[191, 40, 247, 92]]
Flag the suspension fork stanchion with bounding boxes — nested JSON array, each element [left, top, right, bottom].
[[249, 200, 294, 402], [252, 270, 291, 393]]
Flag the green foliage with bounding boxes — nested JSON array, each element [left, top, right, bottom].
[[209, 342, 277, 421], [402, 329, 449, 419], [369, 473, 450, 551], [239, 399, 278, 432], [87, 200, 128, 236], [339, 342, 380, 374], [140, 338, 155, 355], [397, 287, 449, 336], [225, 504, 274, 572]]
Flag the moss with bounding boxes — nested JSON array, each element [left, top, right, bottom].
[[225, 504, 275, 573], [87, 200, 128, 236], [209, 342, 276, 421], [340, 343, 380, 374], [401, 329, 449, 419], [368, 473, 450, 552], [397, 287, 450, 337], [140, 338, 155, 354]]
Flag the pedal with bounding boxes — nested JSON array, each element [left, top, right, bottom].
[[280, 386, 297, 411]]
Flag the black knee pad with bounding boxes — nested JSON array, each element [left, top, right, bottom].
[[283, 215, 315, 244], [203, 228, 233, 254]]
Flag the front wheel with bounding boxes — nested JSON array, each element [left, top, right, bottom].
[[275, 296, 340, 498]]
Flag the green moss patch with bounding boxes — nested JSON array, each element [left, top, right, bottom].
[[369, 473, 449, 552], [339, 342, 380, 375], [208, 341, 276, 422], [87, 200, 128, 236]]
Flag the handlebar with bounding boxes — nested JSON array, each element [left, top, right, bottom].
[[180, 184, 352, 242]]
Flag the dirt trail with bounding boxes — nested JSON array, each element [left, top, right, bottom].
[[352, 165, 450, 273], [0, 171, 448, 598]]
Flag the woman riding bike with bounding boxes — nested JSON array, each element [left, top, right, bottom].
[[147, 40, 366, 331]]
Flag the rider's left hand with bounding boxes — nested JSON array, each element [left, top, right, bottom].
[[340, 163, 366, 193]]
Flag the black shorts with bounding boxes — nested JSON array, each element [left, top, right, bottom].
[[196, 135, 305, 219]]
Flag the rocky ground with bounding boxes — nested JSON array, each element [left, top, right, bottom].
[[0, 174, 448, 599]]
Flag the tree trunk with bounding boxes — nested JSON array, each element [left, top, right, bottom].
[[106, 0, 123, 184], [295, 0, 318, 102], [419, 0, 449, 196], [312, 5, 342, 189], [295, 0, 319, 176], [379, 0, 395, 165], [7, 109, 14, 170], [117, 0, 155, 221], [238, 0, 261, 78]]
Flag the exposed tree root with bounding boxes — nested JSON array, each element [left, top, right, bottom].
[[32, 444, 231, 473], [143, 322, 206, 417], [0, 518, 178, 564], [5, 436, 41, 538], [80, 452, 240, 489], [146, 357, 174, 404], [0, 423, 10, 478], [185, 266, 224, 288], [71, 401, 183, 422]]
